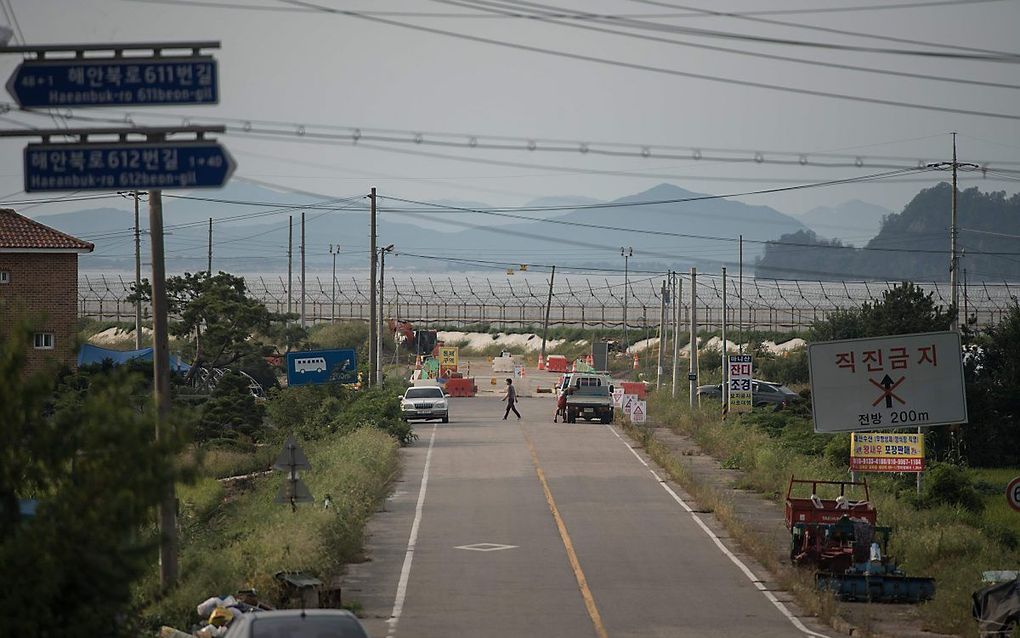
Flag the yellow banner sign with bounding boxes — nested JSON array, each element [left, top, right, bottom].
[[439, 346, 459, 371], [851, 432, 924, 472]]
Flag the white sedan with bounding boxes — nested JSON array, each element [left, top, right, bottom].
[[399, 386, 450, 423]]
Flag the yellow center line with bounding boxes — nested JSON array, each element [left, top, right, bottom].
[[521, 425, 609, 638]]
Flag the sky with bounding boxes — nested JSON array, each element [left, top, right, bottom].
[[1, 0, 1019, 226]]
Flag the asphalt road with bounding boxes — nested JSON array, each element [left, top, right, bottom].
[[345, 395, 832, 638]]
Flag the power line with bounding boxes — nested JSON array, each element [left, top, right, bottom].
[[277, 1, 1020, 121], [625, 0, 1019, 58], [378, 187, 1020, 257], [441, 0, 1020, 61], [441, 0, 1020, 88], [14, 106, 1018, 172]]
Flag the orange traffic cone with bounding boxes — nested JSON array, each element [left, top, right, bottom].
[[538, 354, 546, 370], [632, 353, 639, 369]]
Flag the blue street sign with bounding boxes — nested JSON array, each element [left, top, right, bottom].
[[24, 141, 236, 192], [286, 349, 358, 387], [6, 56, 218, 108]]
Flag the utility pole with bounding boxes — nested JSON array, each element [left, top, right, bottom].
[[207, 217, 213, 274], [330, 244, 340, 323], [300, 212, 306, 328], [672, 271, 680, 398], [369, 187, 378, 386], [721, 267, 728, 413], [689, 267, 698, 410], [656, 278, 666, 389], [738, 235, 743, 353], [148, 188, 177, 590], [621, 247, 632, 349], [287, 215, 293, 316], [378, 244, 394, 384], [133, 191, 142, 350], [928, 133, 976, 333], [539, 265, 556, 369]]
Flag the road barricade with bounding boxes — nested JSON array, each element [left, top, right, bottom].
[[620, 381, 647, 400], [546, 355, 569, 373], [444, 377, 478, 397]]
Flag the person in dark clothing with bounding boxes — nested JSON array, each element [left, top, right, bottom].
[[502, 378, 521, 420]]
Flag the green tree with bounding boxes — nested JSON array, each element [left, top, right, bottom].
[[810, 282, 953, 341], [198, 370, 266, 440], [132, 272, 298, 384], [0, 326, 188, 637], [952, 302, 1020, 466]]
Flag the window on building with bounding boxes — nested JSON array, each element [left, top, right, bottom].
[[0, 271, 9, 284], [33, 333, 54, 349]]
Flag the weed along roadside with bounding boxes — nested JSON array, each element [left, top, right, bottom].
[[139, 380, 409, 633], [627, 391, 1018, 638]]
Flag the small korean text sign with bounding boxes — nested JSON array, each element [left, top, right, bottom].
[[727, 354, 752, 413], [851, 432, 924, 472]]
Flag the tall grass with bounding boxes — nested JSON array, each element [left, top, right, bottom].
[[138, 428, 398, 631], [648, 392, 1020, 636]]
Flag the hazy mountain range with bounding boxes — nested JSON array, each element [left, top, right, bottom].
[[21, 181, 891, 274]]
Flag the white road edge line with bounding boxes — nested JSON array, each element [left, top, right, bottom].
[[386, 422, 438, 638], [604, 424, 831, 638]]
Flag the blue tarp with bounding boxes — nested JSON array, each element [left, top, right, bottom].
[[77, 343, 191, 373]]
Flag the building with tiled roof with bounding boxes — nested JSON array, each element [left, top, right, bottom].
[[1, 208, 94, 374]]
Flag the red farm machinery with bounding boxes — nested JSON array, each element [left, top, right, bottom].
[[785, 477, 935, 604]]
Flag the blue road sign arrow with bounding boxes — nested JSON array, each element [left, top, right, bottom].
[[6, 56, 218, 108], [24, 141, 236, 192]]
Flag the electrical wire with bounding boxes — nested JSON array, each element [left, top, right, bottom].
[[438, 0, 1020, 89], [625, 0, 1018, 58], [14, 106, 1019, 173]]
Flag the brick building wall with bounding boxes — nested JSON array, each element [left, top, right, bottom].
[[0, 252, 80, 374]]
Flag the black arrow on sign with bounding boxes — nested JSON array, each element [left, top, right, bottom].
[[880, 374, 895, 408]]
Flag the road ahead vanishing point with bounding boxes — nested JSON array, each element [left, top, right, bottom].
[[345, 395, 832, 638]]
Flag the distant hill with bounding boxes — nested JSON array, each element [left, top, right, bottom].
[[756, 183, 1020, 281], [26, 182, 809, 273], [798, 199, 892, 244]]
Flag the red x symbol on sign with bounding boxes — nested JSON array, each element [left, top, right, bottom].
[[870, 375, 906, 408]]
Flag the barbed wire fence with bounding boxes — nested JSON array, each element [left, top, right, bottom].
[[80, 273, 1019, 334]]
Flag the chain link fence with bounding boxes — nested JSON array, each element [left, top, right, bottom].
[[80, 272, 1019, 333]]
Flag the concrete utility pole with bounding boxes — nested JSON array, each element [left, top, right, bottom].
[[287, 215, 293, 316], [721, 267, 728, 412], [738, 235, 743, 353], [330, 244, 340, 323], [300, 212, 306, 328], [672, 272, 680, 398], [656, 278, 666, 389], [689, 267, 698, 410], [950, 133, 959, 332], [147, 188, 177, 590], [207, 217, 212, 274], [378, 244, 394, 384], [621, 247, 632, 349], [133, 191, 142, 350], [539, 265, 556, 368], [927, 133, 976, 333], [369, 187, 378, 386]]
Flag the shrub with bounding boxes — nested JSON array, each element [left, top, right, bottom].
[[197, 371, 266, 440], [921, 463, 985, 513], [757, 348, 809, 385]]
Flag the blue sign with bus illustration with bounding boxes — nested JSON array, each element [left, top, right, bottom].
[[286, 348, 357, 386]]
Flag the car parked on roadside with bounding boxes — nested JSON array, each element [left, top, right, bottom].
[[224, 609, 369, 638], [696, 379, 801, 409], [399, 386, 450, 423]]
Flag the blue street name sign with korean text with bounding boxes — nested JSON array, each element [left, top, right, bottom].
[[6, 56, 218, 108], [287, 349, 358, 386], [24, 141, 236, 192]]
